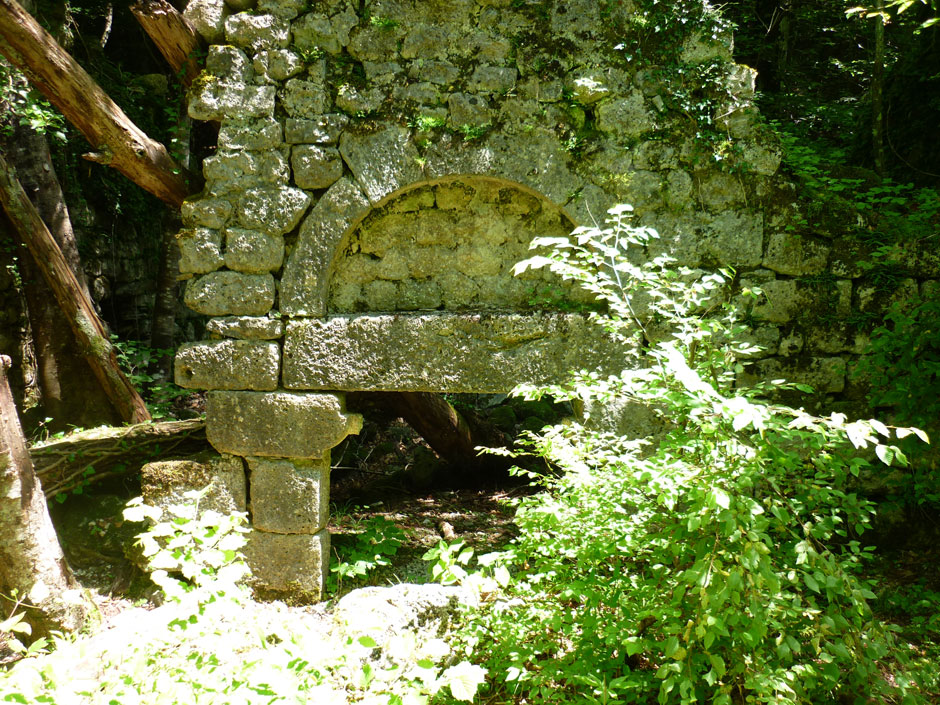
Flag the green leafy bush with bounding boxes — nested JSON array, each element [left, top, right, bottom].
[[1, 495, 485, 704], [858, 294, 940, 507], [328, 515, 406, 593], [439, 205, 930, 704]]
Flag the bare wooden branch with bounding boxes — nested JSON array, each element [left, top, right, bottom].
[[0, 0, 191, 207], [130, 0, 204, 88], [0, 154, 151, 424]]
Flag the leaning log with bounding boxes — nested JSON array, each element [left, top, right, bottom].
[[0, 356, 92, 639], [31, 419, 208, 499], [0, 154, 151, 425], [130, 0, 203, 88], [0, 0, 191, 207]]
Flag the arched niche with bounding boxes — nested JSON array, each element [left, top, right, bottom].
[[325, 175, 588, 314]]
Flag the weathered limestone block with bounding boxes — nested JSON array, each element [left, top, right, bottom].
[[291, 4, 358, 54], [858, 278, 919, 313], [177, 227, 224, 274], [206, 316, 284, 340], [253, 49, 304, 81], [697, 171, 746, 210], [282, 313, 638, 393], [392, 82, 440, 106], [485, 133, 582, 206], [741, 141, 782, 176], [401, 24, 450, 60], [738, 356, 847, 394], [364, 61, 403, 85], [257, 0, 307, 20], [243, 529, 329, 602], [566, 71, 610, 104], [247, 457, 330, 533], [224, 12, 290, 52], [348, 24, 402, 61], [280, 78, 330, 117], [206, 45, 254, 83], [141, 451, 246, 514], [203, 149, 290, 190], [280, 178, 371, 316], [224, 227, 284, 273], [175, 339, 280, 390], [763, 232, 830, 276], [805, 325, 869, 355], [218, 118, 283, 150], [597, 91, 657, 138], [236, 186, 311, 236], [291, 144, 343, 189], [335, 85, 385, 114], [333, 584, 477, 656], [184, 0, 230, 43], [408, 60, 459, 85], [184, 271, 276, 316], [205, 391, 363, 458], [468, 65, 517, 94], [339, 126, 423, 203], [188, 81, 276, 121], [702, 212, 763, 268], [746, 278, 800, 324], [181, 196, 233, 229], [447, 93, 493, 128], [778, 330, 804, 357], [284, 115, 348, 144]]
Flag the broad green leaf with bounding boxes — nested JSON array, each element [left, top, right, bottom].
[[444, 662, 487, 702]]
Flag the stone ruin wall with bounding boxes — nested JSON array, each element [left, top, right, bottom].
[[164, 0, 940, 601]]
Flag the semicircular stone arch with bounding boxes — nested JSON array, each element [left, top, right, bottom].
[[278, 125, 601, 317], [295, 175, 589, 316]]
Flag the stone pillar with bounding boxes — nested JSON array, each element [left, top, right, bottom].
[[204, 389, 362, 602]]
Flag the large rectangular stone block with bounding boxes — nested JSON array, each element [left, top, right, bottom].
[[247, 456, 329, 533], [206, 391, 363, 458], [141, 451, 247, 515], [175, 339, 280, 390], [282, 312, 637, 393], [243, 529, 328, 603]]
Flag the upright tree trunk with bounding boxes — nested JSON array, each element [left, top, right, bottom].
[[149, 210, 181, 376], [1, 112, 120, 429], [872, 0, 886, 175], [0, 153, 151, 424], [0, 355, 91, 640]]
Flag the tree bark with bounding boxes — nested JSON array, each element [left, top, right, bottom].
[[130, 0, 203, 89], [347, 392, 511, 481], [0, 0, 191, 207], [0, 355, 91, 640], [1, 104, 120, 429], [872, 0, 886, 175], [0, 153, 151, 425], [31, 418, 207, 498]]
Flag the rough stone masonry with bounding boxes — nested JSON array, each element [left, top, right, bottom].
[[166, 0, 938, 601]]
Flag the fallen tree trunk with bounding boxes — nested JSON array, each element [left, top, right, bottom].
[[0, 153, 151, 425], [31, 418, 208, 499], [0, 0, 191, 207]]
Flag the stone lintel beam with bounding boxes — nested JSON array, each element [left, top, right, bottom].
[[206, 390, 362, 458], [282, 312, 637, 393]]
